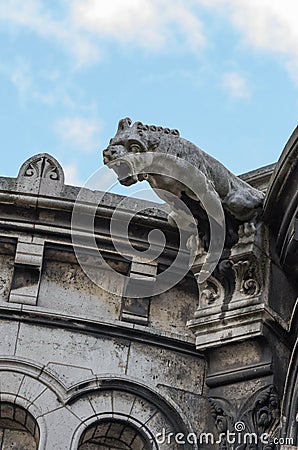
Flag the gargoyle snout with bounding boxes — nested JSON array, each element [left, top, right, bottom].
[[103, 147, 118, 164]]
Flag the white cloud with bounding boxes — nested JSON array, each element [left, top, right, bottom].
[[0, 0, 206, 66], [0, 58, 73, 106], [10, 61, 31, 97], [222, 71, 251, 98], [71, 0, 163, 48], [10, 61, 56, 105], [197, 0, 298, 72], [55, 116, 102, 152], [70, 0, 206, 51], [2, 0, 298, 79], [0, 0, 99, 66], [69, 0, 298, 63], [64, 163, 82, 186], [227, 1, 298, 58]]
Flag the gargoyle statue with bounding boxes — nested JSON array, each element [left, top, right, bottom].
[[103, 118, 264, 248]]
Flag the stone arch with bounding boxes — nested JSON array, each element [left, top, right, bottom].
[[0, 361, 197, 449], [0, 357, 67, 402], [0, 362, 58, 449], [78, 417, 153, 449], [70, 384, 197, 450], [0, 402, 39, 449]]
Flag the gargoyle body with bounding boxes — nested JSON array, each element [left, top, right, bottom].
[[103, 118, 264, 225]]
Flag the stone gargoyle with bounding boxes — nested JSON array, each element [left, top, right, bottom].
[[103, 118, 264, 248]]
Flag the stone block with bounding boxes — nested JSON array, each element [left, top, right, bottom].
[[0, 372, 24, 396], [0, 402, 14, 420], [32, 388, 61, 416], [0, 429, 37, 449], [67, 397, 95, 422], [88, 391, 113, 415], [111, 391, 135, 416], [40, 406, 81, 450], [18, 376, 47, 405], [0, 320, 19, 355], [129, 396, 157, 424], [45, 363, 94, 390], [16, 323, 130, 377], [126, 342, 204, 393], [38, 258, 123, 322]]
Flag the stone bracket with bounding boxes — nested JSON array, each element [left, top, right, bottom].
[[187, 302, 274, 349], [120, 258, 157, 325], [9, 236, 45, 305], [187, 221, 278, 350]]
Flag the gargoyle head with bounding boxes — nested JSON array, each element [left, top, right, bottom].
[[102, 117, 180, 186]]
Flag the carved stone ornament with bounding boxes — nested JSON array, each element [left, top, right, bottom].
[[209, 385, 280, 450], [23, 159, 58, 180], [19, 154, 63, 181], [103, 119, 267, 292], [192, 219, 262, 313], [17, 153, 64, 194], [188, 217, 265, 348], [233, 260, 260, 298], [198, 275, 224, 308], [209, 397, 235, 437], [104, 118, 264, 223], [238, 222, 257, 246]]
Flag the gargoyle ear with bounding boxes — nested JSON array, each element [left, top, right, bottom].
[[148, 136, 160, 151], [117, 117, 132, 133]]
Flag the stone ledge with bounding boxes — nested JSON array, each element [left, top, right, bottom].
[[0, 304, 199, 356], [187, 303, 287, 350]]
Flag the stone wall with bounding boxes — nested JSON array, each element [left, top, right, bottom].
[[0, 154, 206, 449]]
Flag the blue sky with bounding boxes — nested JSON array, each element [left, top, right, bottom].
[[0, 0, 297, 199]]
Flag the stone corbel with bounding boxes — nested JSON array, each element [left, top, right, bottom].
[[187, 221, 271, 350], [9, 236, 45, 305], [120, 257, 157, 325]]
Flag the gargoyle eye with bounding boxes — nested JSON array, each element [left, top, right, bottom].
[[129, 143, 142, 153]]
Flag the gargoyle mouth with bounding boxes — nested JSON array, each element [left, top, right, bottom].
[[109, 160, 137, 186]]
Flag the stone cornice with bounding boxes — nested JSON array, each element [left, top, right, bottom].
[[240, 163, 276, 193], [0, 303, 200, 357]]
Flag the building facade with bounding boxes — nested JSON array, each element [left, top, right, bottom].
[[0, 124, 297, 449]]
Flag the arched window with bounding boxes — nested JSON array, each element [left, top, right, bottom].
[[78, 419, 150, 450], [0, 403, 39, 449]]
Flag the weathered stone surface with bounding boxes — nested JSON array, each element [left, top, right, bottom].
[[0, 320, 19, 355], [0, 372, 24, 396], [17, 376, 46, 405], [38, 257, 124, 321], [39, 406, 81, 450], [125, 342, 205, 392], [150, 280, 198, 337], [0, 252, 14, 302], [0, 429, 37, 449], [15, 323, 131, 376]]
